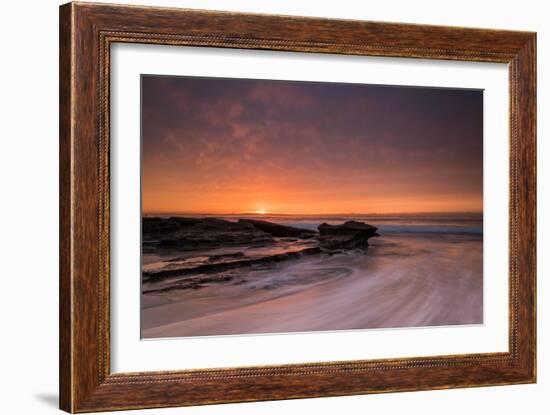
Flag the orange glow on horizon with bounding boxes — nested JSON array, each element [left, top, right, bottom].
[[141, 193, 483, 216]]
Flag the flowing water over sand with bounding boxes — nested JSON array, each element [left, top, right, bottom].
[[141, 214, 482, 338]]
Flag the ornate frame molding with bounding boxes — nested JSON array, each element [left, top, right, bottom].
[[60, 2, 536, 412]]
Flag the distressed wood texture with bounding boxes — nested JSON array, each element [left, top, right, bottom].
[[59, 2, 536, 412]]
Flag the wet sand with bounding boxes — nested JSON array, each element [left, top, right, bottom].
[[142, 234, 482, 338]]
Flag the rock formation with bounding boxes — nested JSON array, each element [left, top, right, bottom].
[[317, 220, 379, 250], [142, 217, 382, 290], [142, 217, 273, 251], [238, 218, 315, 238]]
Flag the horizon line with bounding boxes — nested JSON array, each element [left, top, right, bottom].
[[141, 210, 483, 216]]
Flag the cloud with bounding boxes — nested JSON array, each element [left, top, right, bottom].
[[248, 83, 314, 107], [141, 76, 483, 214]]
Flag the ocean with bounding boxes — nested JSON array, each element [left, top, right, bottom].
[[216, 212, 483, 234]]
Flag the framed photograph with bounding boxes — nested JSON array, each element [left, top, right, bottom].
[[59, 2, 536, 412]]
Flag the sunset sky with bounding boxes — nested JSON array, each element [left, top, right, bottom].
[[141, 75, 483, 215]]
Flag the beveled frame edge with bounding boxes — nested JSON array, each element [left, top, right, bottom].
[[59, 2, 536, 413]]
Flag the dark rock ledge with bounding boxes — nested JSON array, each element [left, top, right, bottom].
[[143, 217, 380, 252], [238, 218, 315, 238], [318, 220, 380, 250], [142, 247, 322, 283]]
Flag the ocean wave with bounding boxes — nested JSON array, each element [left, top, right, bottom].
[[377, 224, 482, 235], [279, 222, 482, 235]]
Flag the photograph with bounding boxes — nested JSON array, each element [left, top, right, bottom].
[[140, 75, 484, 338]]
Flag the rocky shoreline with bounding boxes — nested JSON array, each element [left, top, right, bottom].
[[143, 216, 379, 251], [142, 217, 379, 288]]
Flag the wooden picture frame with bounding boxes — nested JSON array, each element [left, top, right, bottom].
[[59, 2, 536, 412]]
